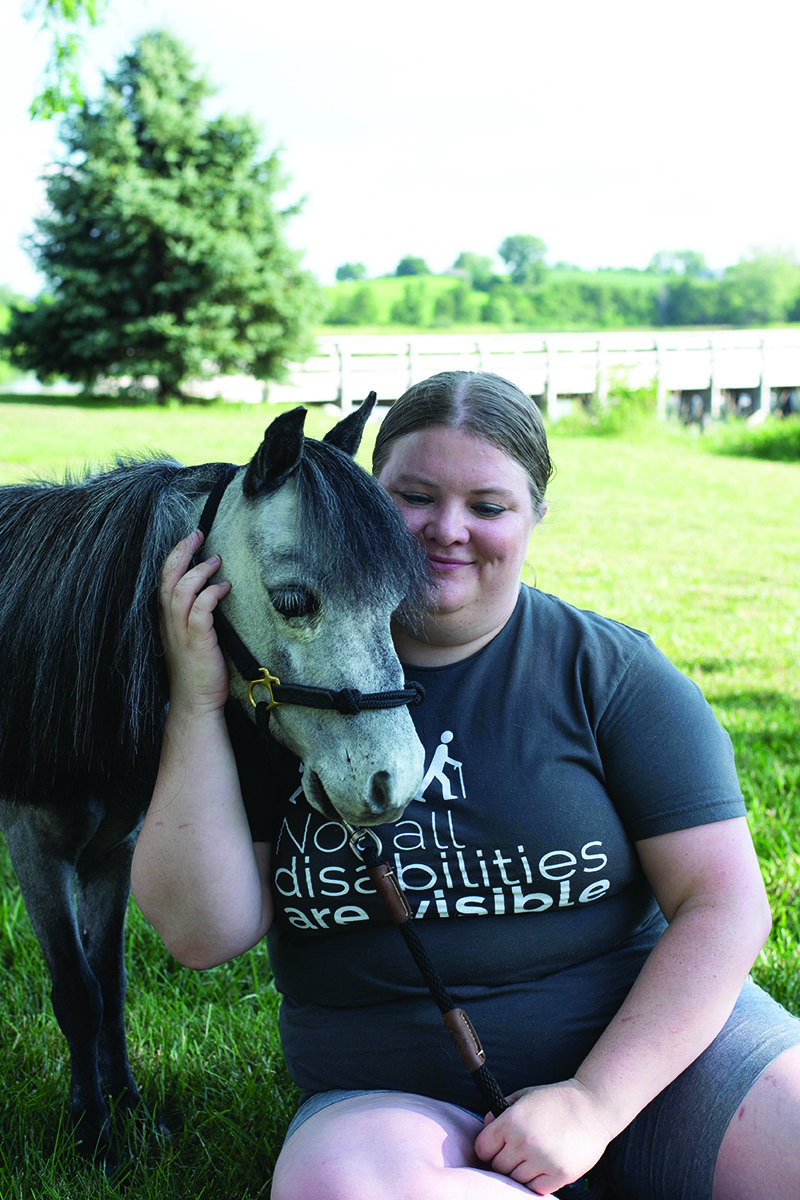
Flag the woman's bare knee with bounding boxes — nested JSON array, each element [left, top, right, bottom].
[[272, 1093, 486, 1200], [712, 1044, 800, 1199]]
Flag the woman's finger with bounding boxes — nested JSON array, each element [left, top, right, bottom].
[[160, 530, 203, 592], [171, 553, 223, 600], [161, 542, 226, 619], [184, 578, 231, 632]]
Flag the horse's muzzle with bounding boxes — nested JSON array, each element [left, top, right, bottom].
[[303, 767, 413, 828]]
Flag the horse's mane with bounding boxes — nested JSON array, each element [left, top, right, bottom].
[[292, 439, 429, 616], [0, 456, 225, 803]]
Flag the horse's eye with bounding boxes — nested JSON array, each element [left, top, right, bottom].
[[268, 586, 320, 620]]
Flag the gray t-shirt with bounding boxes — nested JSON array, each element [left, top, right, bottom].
[[236, 586, 745, 1107]]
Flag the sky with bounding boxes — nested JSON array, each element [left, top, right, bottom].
[[2, 0, 799, 298]]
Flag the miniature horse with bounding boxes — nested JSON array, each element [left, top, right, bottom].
[[0, 398, 426, 1163]]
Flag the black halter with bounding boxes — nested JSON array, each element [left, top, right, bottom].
[[195, 466, 424, 720]]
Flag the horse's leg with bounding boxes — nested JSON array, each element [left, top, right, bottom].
[[1, 800, 112, 1161], [76, 824, 165, 1127]]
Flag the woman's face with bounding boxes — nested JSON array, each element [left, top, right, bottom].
[[376, 425, 540, 648]]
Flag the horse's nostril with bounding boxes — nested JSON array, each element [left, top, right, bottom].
[[368, 770, 392, 814]]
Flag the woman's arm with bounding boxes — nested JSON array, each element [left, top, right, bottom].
[[475, 816, 772, 1194], [131, 532, 273, 969], [574, 816, 771, 1126]]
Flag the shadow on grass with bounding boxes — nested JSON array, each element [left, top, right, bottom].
[[0, 1025, 289, 1199], [710, 691, 799, 773], [0, 391, 141, 409], [710, 689, 800, 734], [672, 655, 746, 678], [0, 391, 225, 410]]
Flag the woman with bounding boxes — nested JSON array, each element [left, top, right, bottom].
[[132, 371, 800, 1199]]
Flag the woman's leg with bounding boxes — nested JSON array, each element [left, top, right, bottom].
[[712, 1043, 800, 1199], [271, 1091, 536, 1200]]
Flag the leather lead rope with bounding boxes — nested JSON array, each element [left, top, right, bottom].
[[347, 825, 510, 1119], [348, 826, 608, 1199]]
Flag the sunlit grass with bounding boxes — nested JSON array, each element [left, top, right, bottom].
[[0, 393, 335, 485]]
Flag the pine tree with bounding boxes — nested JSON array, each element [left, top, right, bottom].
[[4, 30, 321, 401]]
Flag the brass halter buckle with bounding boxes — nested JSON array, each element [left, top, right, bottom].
[[247, 668, 282, 710]]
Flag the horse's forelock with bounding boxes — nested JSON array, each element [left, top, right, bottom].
[[292, 441, 428, 615]]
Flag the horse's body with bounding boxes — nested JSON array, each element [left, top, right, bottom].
[[0, 401, 427, 1161]]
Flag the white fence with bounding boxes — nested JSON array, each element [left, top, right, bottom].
[[267, 330, 800, 421]]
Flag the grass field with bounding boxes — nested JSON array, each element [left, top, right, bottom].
[[0, 399, 798, 1198]]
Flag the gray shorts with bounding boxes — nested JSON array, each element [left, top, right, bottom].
[[282, 978, 800, 1200]]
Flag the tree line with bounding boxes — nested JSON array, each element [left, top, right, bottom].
[[326, 245, 800, 331]]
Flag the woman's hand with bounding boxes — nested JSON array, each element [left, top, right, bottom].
[[474, 818, 772, 1195], [474, 1079, 612, 1195], [159, 530, 231, 714]]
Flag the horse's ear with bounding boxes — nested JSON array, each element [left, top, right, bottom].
[[242, 406, 307, 498], [322, 391, 377, 458]]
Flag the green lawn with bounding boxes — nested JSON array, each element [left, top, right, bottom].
[[0, 400, 798, 1197], [0, 393, 338, 486]]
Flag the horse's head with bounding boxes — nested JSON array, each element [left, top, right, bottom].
[[205, 399, 428, 827]]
